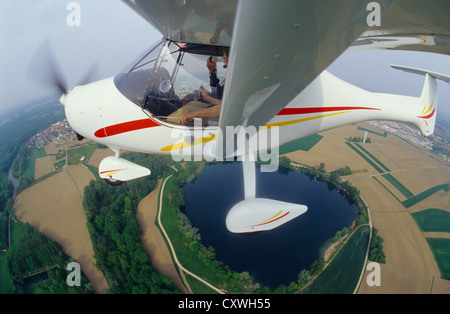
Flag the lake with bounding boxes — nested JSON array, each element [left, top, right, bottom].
[[182, 162, 358, 289]]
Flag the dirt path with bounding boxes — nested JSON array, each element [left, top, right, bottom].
[[136, 180, 188, 293]]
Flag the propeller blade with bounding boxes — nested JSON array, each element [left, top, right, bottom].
[[27, 39, 68, 94], [76, 62, 99, 87]]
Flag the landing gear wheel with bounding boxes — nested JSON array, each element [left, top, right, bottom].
[[103, 178, 124, 186]]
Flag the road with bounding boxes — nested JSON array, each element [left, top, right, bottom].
[[157, 175, 225, 294]]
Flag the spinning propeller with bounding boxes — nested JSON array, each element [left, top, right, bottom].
[[27, 39, 98, 140]]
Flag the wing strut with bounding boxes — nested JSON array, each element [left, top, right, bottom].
[[226, 153, 307, 234], [242, 155, 256, 200]]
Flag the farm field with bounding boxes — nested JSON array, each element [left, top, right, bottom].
[[13, 140, 109, 294], [10, 121, 450, 294], [285, 122, 450, 293]]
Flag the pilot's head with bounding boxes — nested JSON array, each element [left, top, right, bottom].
[[223, 47, 230, 68]]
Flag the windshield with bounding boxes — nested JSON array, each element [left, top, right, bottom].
[[114, 40, 228, 126]]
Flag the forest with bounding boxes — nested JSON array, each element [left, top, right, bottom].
[[7, 222, 94, 294], [82, 153, 180, 293]]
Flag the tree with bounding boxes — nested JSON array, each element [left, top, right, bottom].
[[168, 185, 185, 208], [297, 269, 310, 285], [309, 257, 326, 276], [279, 156, 291, 169], [319, 162, 325, 172], [369, 228, 386, 263]]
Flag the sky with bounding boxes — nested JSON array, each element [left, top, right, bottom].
[[0, 0, 449, 124]]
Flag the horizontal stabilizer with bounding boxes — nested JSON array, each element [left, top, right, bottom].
[[391, 65, 450, 82], [226, 198, 307, 234]]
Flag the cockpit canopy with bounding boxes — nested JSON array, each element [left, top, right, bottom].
[[114, 39, 228, 125]]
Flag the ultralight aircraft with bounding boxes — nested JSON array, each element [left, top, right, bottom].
[[36, 0, 450, 233]]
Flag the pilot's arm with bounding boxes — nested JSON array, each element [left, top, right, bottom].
[[207, 57, 221, 97], [178, 103, 222, 124]]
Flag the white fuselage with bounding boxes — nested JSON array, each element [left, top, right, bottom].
[[64, 69, 435, 161]]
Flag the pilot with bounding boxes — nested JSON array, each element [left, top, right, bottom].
[[166, 47, 229, 125]]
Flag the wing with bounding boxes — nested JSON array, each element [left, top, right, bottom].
[[122, 0, 237, 46], [122, 0, 450, 158], [216, 0, 397, 158], [352, 0, 450, 55]]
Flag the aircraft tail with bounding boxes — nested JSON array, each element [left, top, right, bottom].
[[391, 65, 450, 137]]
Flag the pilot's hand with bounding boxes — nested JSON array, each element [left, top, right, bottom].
[[198, 86, 208, 98], [178, 113, 193, 124], [207, 57, 216, 73]]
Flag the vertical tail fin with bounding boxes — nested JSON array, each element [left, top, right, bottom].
[[416, 73, 438, 136], [391, 65, 450, 137]]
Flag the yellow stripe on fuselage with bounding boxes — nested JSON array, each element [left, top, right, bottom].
[[161, 134, 217, 152], [262, 111, 350, 129], [423, 101, 434, 115]]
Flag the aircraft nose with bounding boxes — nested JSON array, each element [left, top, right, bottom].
[[64, 78, 109, 140], [59, 93, 67, 106]]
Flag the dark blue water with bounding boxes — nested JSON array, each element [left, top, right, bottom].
[[182, 162, 358, 289]]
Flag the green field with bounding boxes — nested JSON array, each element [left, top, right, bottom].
[[402, 184, 450, 208], [354, 143, 390, 172], [160, 175, 223, 291], [67, 143, 100, 165], [347, 141, 448, 208], [0, 251, 15, 294], [426, 238, 450, 279], [382, 173, 414, 199], [412, 209, 450, 233], [279, 134, 323, 154], [302, 226, 370, 294]]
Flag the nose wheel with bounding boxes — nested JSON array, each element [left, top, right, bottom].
[[103, 177, 124, 186]]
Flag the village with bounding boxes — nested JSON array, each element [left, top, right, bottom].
[[369, 120, 450, 162], [27, 119, 75, 151]]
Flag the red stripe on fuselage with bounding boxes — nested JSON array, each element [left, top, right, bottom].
[[277, 106, 380, 116], [417, 108, 435, 119], [94, 119, 160, 138]]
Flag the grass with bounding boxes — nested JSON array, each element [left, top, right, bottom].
[[67, 143, 99, 165], [412, 209, 450, 233], [382, 173, 414, 199], [302, 225, 370, 294], [426, 238, 450, 279], [22, 147, 48, 181], [0, 251, 15, 294], [279, 134, 323, 154], [159, 176, 222, 292], [0, 218, 31, 294], [402, 184, 450, 208]]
